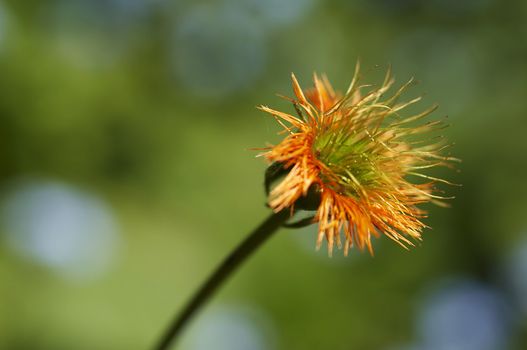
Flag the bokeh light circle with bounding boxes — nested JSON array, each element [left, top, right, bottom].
[[1, 179, 120, 281]]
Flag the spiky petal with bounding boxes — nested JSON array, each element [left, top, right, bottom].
[[259, 65, 458, 255]]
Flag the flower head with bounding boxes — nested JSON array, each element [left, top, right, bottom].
[[259, 64, 458, 256]]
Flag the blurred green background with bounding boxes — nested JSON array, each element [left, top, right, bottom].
[[1, 0, 527, 349]]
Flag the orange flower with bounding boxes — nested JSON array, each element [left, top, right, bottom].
[[259, 64, 458, 256]]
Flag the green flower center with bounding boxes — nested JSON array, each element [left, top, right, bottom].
[[313, 129, 380, 198]]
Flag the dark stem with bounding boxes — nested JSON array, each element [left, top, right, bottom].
[[153, 209, 292, 350]]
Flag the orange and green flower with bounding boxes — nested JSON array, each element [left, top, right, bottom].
[[259, 64, 458, 255]]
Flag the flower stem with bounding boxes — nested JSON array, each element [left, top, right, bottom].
[[153, 209, 292, 350]]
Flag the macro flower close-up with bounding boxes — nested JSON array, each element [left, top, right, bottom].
[[260, 65, 457, 255], [3, 2, 527, 350]]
